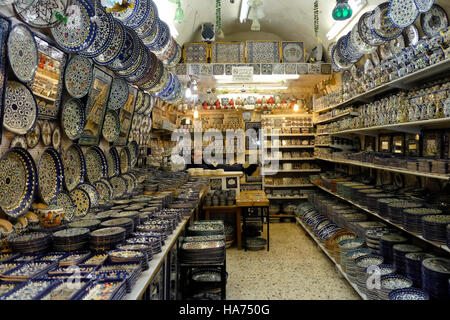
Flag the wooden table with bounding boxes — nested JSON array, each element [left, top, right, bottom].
[[203, 205, 242, 249]]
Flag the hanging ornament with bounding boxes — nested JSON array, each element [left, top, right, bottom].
[[216, 0, 224, 38], [314, 0, 319, 39], [248, 0, 264, 32], [332, 0, 352, 21], [174, 0, 184, 24]]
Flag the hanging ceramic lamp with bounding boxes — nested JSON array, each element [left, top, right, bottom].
[[174, 1, 184, 23], [332, 0, 352, 21]]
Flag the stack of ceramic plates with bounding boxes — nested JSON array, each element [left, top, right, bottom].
[[181, 240, 226, 264], [191, 268, 227, 295], [362, 264, 396, 300], [364, 228, 398, 253], [377, 274, 413, 300], [379, 234, 408, 264], [124, 204, 145, 211], [405, 252, 435, 287], [140, 206, 159, 215], [116, 243, 153, 262], [52, 228, 90, 252], [80, 280, 127, 300], [139, 212, 151, 223], [110, 211, 140, 230], [388, 288, 430, 300], [377, 198, 402, 218], [96, 210, 120, 221], [341, 248, 372, 275], [421, 257, 450, 300], [58, 251, 91, 266], [109, 250, 147, 271], [100, 218, 134, 237], [8, 232, 51, 253], [392, 244, 422, 275], [338, 238, 365, 265], [357, 189, 383, 207], [387, 201, 423, 225], [245, 237, 266, 251], [365, 193, 395, 211], [187, 223, 225, 237], [127, 236, 162, 254], [402, 208, 442, 233], [68, 219, 101, 231], [136, 224, 168, 240], [324, 230, 357, 262], [354, 254, 384, 292], [421, 215, 450, 244], [0, 261, 55, 282], [89, 227, 126, 251]]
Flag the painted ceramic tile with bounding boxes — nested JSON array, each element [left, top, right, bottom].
[[308, 63, 321, 74], [282, 41, 305, 63], [200, 64, 213, 76], [225, 64, 234, 75], [188, 64, 200, 76], [261, 64, 273, 75], [321, 63, 332, 74], [213, 64, 225, 75], [273, 64, 285, 75], [297, 63, 309, 75], [285, 64, 297, 74], [251, 64, 261, 75], [211, 42, 245, 63], [246, 41, 281, 63], [184, 43, 208, 63], [175, 63, 187, 75]]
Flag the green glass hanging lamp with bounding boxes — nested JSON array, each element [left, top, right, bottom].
[[332, 0, 352, 21]]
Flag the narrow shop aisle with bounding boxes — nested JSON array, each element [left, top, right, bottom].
[[226, 222, 360, 300]]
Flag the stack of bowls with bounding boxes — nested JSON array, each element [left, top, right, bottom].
[[354, 254, 384, 293], [405, 252, 436, 287], [379, 234, 408, 264], [402, 208, 442, 233], [421, 257, 450, 300], [338, 238, 365, 266], [392, 244, 422, 275], [341, 248, 372, 275], [362, 264, 396, 300], [388, 288, 430, 300], [377, 274, 413, 300]]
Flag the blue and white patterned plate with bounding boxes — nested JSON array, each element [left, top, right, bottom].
[[62, 143, 86, 192], [108, 78, 129, 110], [85, 146, 108, 183], [64, 55, 93, 99], [102, 110, 120, 143], [358, 11, 385, 46], [370, 2, 404, 41], [108, 26, 140, 72], [77, 182, 100, 208], [14, 0, 70, 28], [388, 0, 419, 28], [61, 98, 86, 140], [7, 24, 38, 83], [146, 20, 170, 52], [388, 288, 430, 300], [125, 48, 151, 83], [93, 19, 126, 65], [135, 0, 158, 38], [420, 4, 448, 38], [414, 0, 434, 13], [106, 146, 120, 178], [38, 147, 64, 205]]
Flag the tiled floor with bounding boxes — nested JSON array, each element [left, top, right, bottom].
[[226, 222, 360, 300]]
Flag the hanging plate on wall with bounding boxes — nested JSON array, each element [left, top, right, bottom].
[[7, 23, 38, 83], [369, 2, 404, 41], [388, 0, 419, 28], [85, 146, 108, 183], [14, 0, 70, 28], [358, 11, 385, 46], [70, 187, 90, 217], [108, 78, 129, 111], [403, 24, 420, 46], [414, 0, 434, 13], [61, 98, 86, 140], [56, 190, 76, 222], [102, 110, 121, 143], [93, 19, 126, 65], [38, 147, 64, 205], [62, 143, 86, 191], [64, 55, 94, 99], [106, 146, 120, 178], [120, 147, 131, 174], [420, 4, 448, 38]]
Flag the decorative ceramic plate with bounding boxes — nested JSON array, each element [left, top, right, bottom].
[[128, 141, 138, 167], [414, 0, 434, 13], [388, 0, 419, 28], [3, 81, 38, 135], [56, 190, 76, 222], [50, 0, 97, 53], [62, 144, 86, 191], [70, 188, 90, 217], [41, 121, 52, 146], [106, 147, 120, 178], [147, 20, 170, 52], [116, 41, 144, 78], [7, 24, 38, 83], [61, 98, 86, 140], [93, 179, 112, 205], [25, 122, 40, 149], [64, 55, 93, 99], [78, 182, 100, 208], [102, 110, 120, 143], [111, 0, 151, 29], [138, 93, 150, 115], [135, 0, 158, 38], [358, 12, 385, 46], [125, 49, 151, 83], [10, 135, 27, 150], [389, 34, 405, 54], [79, 0, 114, 58], [370, 3, 404, 41], [108, 26, 140, 72], [110, 176, 127, 199], [350, 23, 374, 55], [403, 24, 420, 46], [332, 45, 352, 70], [85, 146, 107, 183], [38, 147, 63, 204], [134, 90, 145, 114], [0, 147, 37, 218], [52, 127, 61, 150], [143, 95, 155, 116], [121, 174, 135, 194], [14, 0, 70, 28], [93, 19, 126, 65], [120, 147, 131, 174], [108, 78, 129, 110], [420, 4, 448, 38], [141, 60, 164, 91]]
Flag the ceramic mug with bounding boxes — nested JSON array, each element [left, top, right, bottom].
[[37, 205, 64, 227]]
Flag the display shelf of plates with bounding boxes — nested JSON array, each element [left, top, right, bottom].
[[264, 184, 314, 188], [314, 110, 359, 125], [310, 180, 450, 254]]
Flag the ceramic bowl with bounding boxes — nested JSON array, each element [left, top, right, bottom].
[[37, 205, 64, 227]]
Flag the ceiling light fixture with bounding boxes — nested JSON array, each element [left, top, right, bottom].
[[327, 0, 367, 40], [239, 0, 250, 22], [248, 0, 264, 31], [332, 0, 352, 21]]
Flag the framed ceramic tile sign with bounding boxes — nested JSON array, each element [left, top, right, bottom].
[[114, 85, 137, 146], [282, 41, 305, 63], [245, 40, 281, 63], [31, 35, 67, 121], [211, 42, 245, 63], [0, 17, 10, 144], [79, 67, 112, 146], [183, 42, 209, 63]]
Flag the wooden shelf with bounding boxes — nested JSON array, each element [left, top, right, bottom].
[[264, 184, 315, 188], [314, 111, 359, 125], [313, 59, 450, 114], [295, 217, 367, 300], [315, 157, 450, 181], [311, 182, 450, 254], [262, 169, 321, 175], [267, 195, 309, 200]]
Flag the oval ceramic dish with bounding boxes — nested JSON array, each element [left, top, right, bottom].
[[62, 143, 86, 191], [64, 55, 94, 99], [102, 110, 121, 143], [61, 98, 86, 140], [85, 146, 108, 183], [7, 23, 38, 83], [38, 147, 64, 205]]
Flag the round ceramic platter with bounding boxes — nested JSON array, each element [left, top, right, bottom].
[[414, 0, 434, 13], [156, 72, 175, 100], [125, 49, 151, 83], [116, 41, 144, 78], [41, 121, 52, 146], [25, 122, 40, 149], [403, 24, 420, 46], [7, 23, 38, 83], [139, 60, 164, 91], [108, 26, 140, 72], [62, 144, 86, 191], [107, 147, 120, 178], [38, 147, 64, 204], [108, 78, 129, 110], [70, 188, 90, 218], [388, 0, 419, 28], [128, 141, 138, 167], [0, 147, 37, 218], [110, 175, 127, 199], [146, 62, 167, 92], [142, 16, 160, 45], [358, 11, 385, 46], [350, 23, 374, 55], [50, 0, 97, 53], [14, 0, 70, 28], [56, 190, 76, 222], [79, 0, 114, 57], [93, 180, 112, 205], [64, 55, 93, 99], [134, 52, 157, 86], [77, 182, 100, 208], [134, 90, 145, 114], [3, 81, 38, 135], [148, 20, 170, 52], [52, 127, 61, 150], [370, 3, 404, 41], [85, 146, 107, 183], [122, 173, 135, 193], [120, 147, 131, 174], [135, 0, 158, 38], [93, 19, 126, 65], [102, 110, 120, 143], [420, 4, 448, 38], [332, 45, 352, 70], [114, 0, 152, 29], [61, 98, 86, 140], [138, 93, 150, 115]]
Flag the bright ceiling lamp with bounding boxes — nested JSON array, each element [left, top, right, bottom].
[[239, 0, 250, 22], [332, 0, 352, 21], [154, 0, 179, 37], [248, 0, 264, 31], [327, 0, 367, 40]]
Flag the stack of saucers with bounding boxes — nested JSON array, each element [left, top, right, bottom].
[[387, 202, 423, 225], [364, 229, 398, 253], [365, 193, 395, 211], [52, 228, 90, 252], [68, 219, 101, 231], [338, 238, 365, 266], [341, 248, 372, 275], [100, 218, 134, 237], [388, 288, 430, 300], [8, 232, 51, 253], [421, 257, 450, 300], [89, 227, 126, 251], [110, 211, 140, 231], [402, 208, 442, 233], [421, 215, 450, 244], [377, 274, 413, 300], [405, 252, 436, 287], [181, 241, 226, 264], [116, 243, 153, 262], [392, 244, 422, 275], [377, 199, 403, 218], [108, 250, 147, 271], [354, 254, 384, 293], [362, 264, 396, 300], [379, 234, 408, 264]]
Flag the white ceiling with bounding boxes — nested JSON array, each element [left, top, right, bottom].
[[156, 0, 450, 57]]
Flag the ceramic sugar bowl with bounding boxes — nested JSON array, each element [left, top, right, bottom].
[[36, 205, 64, 227]]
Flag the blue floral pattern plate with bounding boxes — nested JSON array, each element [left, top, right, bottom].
[[38, 147, 63, 204], [108, 78, 129, 110], [420, 4, 448, 38], [388, 0, 419, 28], [61, 98, 86, 140], [64, 55, 93, 99], [93, 19, 126, 65], [62, 144, 86, 191], [7, 24, 38, 83]]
